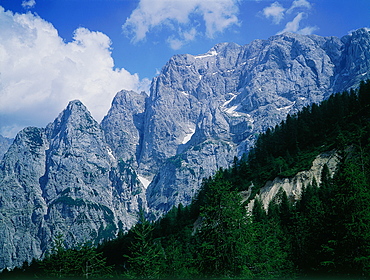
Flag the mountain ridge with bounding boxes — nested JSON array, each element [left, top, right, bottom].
[[0, 28, 370, 270], [140, 28, 370, 215]]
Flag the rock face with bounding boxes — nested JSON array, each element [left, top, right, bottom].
[[0, 101, 146, 270], [0, 28, 370, 270], [101, 90, 147, 167], [247, 151, 340, 212], [0, 135, 13, 160], [139, 29, 370, 215]]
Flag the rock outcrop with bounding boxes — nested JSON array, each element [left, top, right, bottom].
[[247, 151, 340, 212], [139, 29, 370, 215], [101, 90, 147, 167], [0, 135, 13, 160], [1, 28, 370, 270], [0, 101, 146, 270]]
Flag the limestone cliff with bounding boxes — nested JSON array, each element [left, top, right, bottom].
[[0, 101, 146, 269], [247, 151, 340, 212], [1, 28, 370, 270]]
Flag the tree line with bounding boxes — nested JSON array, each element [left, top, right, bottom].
[[2, 80, 370, 279]]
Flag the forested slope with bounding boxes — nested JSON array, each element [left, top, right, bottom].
[[2, 80, 370, 279]]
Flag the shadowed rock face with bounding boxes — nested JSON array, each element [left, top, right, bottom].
[[0, 135, 13, 161], [139, 29, 370, 215], [0, 101, 146, 270], [101, 90, 147, 167], [0, 29, 369, 270]]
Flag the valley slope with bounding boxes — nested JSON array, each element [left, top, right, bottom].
[[0, 28, 369, 270]]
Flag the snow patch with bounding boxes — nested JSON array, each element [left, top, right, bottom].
[[276, 102, 295, 111], [222, 94, 237, 107], [107, 147, 115, 161], [182, 126, 196, 144], [194, 50, 218, 59], [138, 176, 151, 189], [225, 104, 243, 117]]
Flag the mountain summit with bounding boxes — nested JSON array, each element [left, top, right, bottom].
[[0, 29, 370, 270], [135, 28, 370, 215], [0, 100, 146, 269]]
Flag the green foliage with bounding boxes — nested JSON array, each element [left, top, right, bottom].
[[50, 196, 85, 207], [195, 172, 254, 277], [6, 80, 370, 279], [245, 79, 370, 194], [124, 210, 166, 278], [39, 234, 113, 279], [321, 140, 370, 275]]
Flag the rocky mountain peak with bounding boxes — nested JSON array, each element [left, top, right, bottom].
[[0, 100, 147, 270], [101, 90, 147, 165], [140, 29, 370, 216], [46, 100, 98, 136], [1, 29, 370, 270], [0, 135, 13, 161]]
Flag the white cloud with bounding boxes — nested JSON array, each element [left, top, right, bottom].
[[262, 2, 285, 24], [21, 0, 36, 9], [278, 12, 304, 33], [286, 0, 311, 14], [123, 0, 240, 47], [260, 0, 316, 36], [167, 27, 197, 50], [297, 25, 318, 35], [167, 37, 184, 50], [0, 8, 150, 138], [277, 12, 317, 35]]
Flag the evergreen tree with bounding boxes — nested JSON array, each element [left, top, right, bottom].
[[252, 197, 266, 223], [252, 195, 293, 278], [40, 234, 73, 278], [125, 210, 165, 278], [40, 234, 112, 279], [161, 229, 198, 278], [323, 146, 370, 276], [292, 180, 328, 273], [195, 171, 254, 277]]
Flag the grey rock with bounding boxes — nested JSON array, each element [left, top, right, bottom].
[[1, 28, 370, 270], [148, 140, 236, 217], [101, 90, 147, 166], [143, 29, 370, 215], [0, 127, 49, 269], [0, 135, 13, 160], [248, 151, 340, 212], [0, 101, 146, 270]]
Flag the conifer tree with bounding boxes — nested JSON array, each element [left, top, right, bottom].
[[324, 147, 370, 275], [125, 210, 165, 278], [195, 171, 254, 278], [40, 234, 112, 279]]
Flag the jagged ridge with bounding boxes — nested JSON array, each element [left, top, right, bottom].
[[0, 28, 370, 270]]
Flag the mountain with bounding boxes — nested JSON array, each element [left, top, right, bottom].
[[0, 101, 146, 269], [0, 135, 13, 160], [0, 28, 369, 270], [101, 90, 147, 168], [10, 80, 369, 279], [136, 28, 370, 215]]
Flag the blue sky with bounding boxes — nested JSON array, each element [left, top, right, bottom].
[[0, 0, 369, 138]]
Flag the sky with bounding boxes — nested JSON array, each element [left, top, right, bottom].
[[0, 0, 369, 138]]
